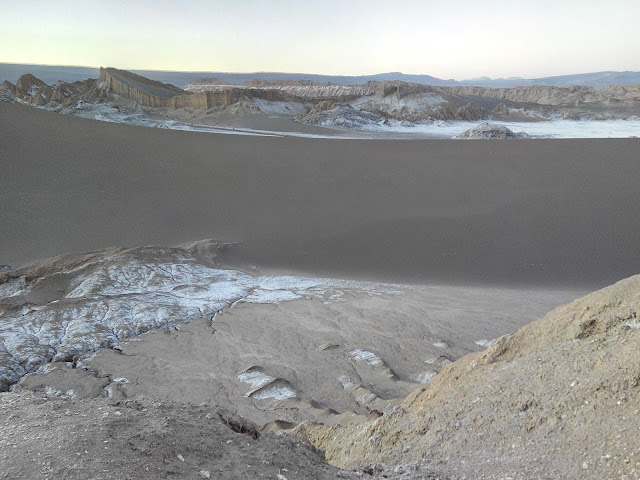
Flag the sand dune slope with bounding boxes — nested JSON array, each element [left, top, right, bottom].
[[3, 102, 640, 287]]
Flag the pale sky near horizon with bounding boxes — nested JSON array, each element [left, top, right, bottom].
[[2, 0, 639, 79]]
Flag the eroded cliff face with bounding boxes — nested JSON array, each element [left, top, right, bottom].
[[447, 83, 640, 107], [186, 79, 376, 102], [96, 67, 186, 107], [4, 67, 640, 126], [97, 68, 293, 109], [448, 84, 599, 106]]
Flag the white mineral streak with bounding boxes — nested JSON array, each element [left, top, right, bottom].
[[0, 256, 404, 389]]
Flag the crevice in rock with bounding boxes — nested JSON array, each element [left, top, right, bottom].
[[215, 409, 260, 439]]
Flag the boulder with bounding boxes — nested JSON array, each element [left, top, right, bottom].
[[456, 122, 524, 139]]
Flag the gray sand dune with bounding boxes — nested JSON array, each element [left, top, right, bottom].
[[2, 102, 640, 287]]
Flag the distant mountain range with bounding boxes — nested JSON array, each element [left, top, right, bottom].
[[1, 63, 640, 89]]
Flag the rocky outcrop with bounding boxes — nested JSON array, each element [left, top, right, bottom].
[[50, 79, 95, 104], [457, 122, 525, 139], [5, 74, 53, 105], [429, 102, 489, 121], [7, 67, 640, 127], [96, 67, 186, 107], [243, 79, 323, 87], [15, 74, 52, 105], [0, 84, 17, 103], [449, 84, 600, 106], [297, 274, 640, 479], [97, 68, 292, 108], [185, 77, 230, 88], [187, 78, 376, 101], [374, 80, 439, 99], [1, 80, 16, 95], [3, 74, 94, 106], [491, 102, 510, 115], [603, 84, 640, 94], [297, 102, 383, 128]]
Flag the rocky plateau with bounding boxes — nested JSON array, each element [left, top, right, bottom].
[[3, 67, 639, 134]]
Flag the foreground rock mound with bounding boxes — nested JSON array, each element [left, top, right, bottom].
[[456, 122, 525, 139], [298, 275, 640, 479], [297, 102, 384, 128]]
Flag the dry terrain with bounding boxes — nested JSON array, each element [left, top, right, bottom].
[[298, 275, 640, 479], [2, 102, 640, 288], [1, 95, 639, 479]]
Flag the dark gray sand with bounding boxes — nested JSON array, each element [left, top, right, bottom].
[[2, 102, 640, 287]]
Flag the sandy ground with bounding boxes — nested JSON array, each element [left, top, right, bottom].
[[2, 102, 640, 288], [1, 242, 583, 479], [4, 250, 582, 479], [19, 286, 580, 426], [3, 244, 582, 426], [1, 101, 638, 478], [0, 391, 361, 480]]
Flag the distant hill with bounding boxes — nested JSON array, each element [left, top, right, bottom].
[[0, 64, 99, 85], [1, 63, 640, 90]]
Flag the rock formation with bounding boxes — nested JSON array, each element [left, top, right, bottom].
[[0, 84, 16, 102], [96, 68, 185, 105], [457, 122, 524, 139], [3, 67, 640, 129], [2, 74, 94, 106], [448, 84, 600, 106], [491, 102, 510, 116], [296, 102, 384, 128], [98, 67, 291, 108], [184, 76, 230, 88]]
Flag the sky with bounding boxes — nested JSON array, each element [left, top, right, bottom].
[[2, 0, 639, 79]]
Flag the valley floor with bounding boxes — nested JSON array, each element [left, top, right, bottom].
[[1, 101, 639, 479]]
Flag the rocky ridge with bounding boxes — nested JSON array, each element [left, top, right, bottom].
[[185, 79, 376, 99], [3, 67, 639, 131], [2, 74, 95, 107], [449, 85, 600, 106]]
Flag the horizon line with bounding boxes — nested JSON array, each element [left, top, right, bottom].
[[1, 61, 639, 82]]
